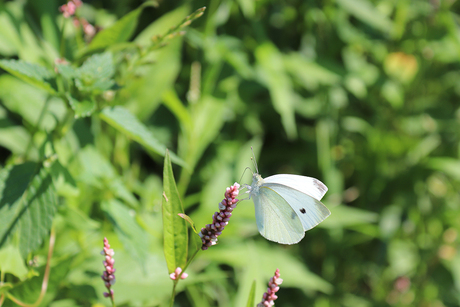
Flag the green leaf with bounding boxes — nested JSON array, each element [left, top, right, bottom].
[[178, 213, 203, 252], [66, 94, 96, 118], [0, 244, 28, 280], [0, 59, 56, 94], [162, 150, 188, 273], [85, 4, 149, 53], [75, 52, 115, 92], [245, 280, 256, 307], [0, 162, 58, 256], [320, 205, 378, 228], [0, 75, 66, 130], [101, 199, 148, 267], [255, 43, 297, 139], [336, 0, 393, 33], [100, 106, 186, 167], [427, 157, 460, 181]]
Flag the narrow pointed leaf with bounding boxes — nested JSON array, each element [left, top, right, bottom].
[[245, 280, 257, 307], [100, 106, 186, 167], [162, 150, 188, 273], [0, 162, 58, 256], [178, 213, 203, 253], [85, 4, 150, 53]]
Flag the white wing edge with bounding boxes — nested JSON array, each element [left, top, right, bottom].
[[263, 174, 328, 200]]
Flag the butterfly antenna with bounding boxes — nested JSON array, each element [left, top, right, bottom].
[[239, 166, 252, 184], [251, 146, 259, 173]]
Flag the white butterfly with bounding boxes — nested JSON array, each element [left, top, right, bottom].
[[246, 168, 331, 245]]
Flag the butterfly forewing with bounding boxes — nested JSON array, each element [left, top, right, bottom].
[[253, 186, 305, 244], [263, 174, 328, 200], [263, 183, 331, 231]]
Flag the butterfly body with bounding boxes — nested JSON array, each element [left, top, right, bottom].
[[248, 172, 330, 244]]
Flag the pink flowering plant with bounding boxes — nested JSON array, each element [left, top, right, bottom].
[[0, 1, 339, 306]]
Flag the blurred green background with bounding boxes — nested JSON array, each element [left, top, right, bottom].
[[0, 0, 460, 306]]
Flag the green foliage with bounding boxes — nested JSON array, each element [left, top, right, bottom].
[[162, 150, 188, 274], [0, 0, 459, 306]]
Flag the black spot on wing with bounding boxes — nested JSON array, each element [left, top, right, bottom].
[[300, 208, 306, 214]]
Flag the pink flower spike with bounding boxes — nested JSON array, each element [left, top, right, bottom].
[[200, 183, 240, 249], [257, 269, 282, 307], [101, 237, 115, 303]]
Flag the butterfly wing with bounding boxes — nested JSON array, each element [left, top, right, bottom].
[[263, 182, 331, 231], [263, 174, 328, 200], [253, 186, 305, 244]]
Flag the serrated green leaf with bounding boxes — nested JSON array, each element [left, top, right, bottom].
[[0, 162, 58, 257], [100, 106, 186, 167], [0, 59, 56, 94], [66, 94, 96, 118], [101, 199, 148, 268], [245, 280, 256, 307], [75, 52, 115, 92], [85, 4, 148, 53], [55, 63, 77, 80], [0, 244, 28, 280], [162, 150, 188, 274]]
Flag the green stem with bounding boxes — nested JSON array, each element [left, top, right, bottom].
[[23, 96, 51, 160], [169, 280, 178, 307]]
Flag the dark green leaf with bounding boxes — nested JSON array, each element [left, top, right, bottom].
[[162, 149, 188, 273], [0, 162, 57, 256]]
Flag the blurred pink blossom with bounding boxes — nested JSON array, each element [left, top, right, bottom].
[[101, 237, 116, 301], [257, 269, 283, 307], [169, 267, 188, 280]]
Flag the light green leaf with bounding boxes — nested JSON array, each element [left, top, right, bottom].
[[178, 213, 203, 253], [0, 162, 58, 256], [427, 157, 460, 181], [86, 4, 149, 53], [320, 205, 378, 228], [75, 52, 115, 92], [101, 199, 148, 267], [337, 0, 393, 33], [0, 244, 28, 280], [162, 150, 188, 274], [245, 280, 256, 307], [284, 53, 342, 90], [100, 106, 186, 167], [203, 242, 333, 294], [66, 94, 96, 118], [0, 59, 56, 94], [0, 75, 66, 130], [255, 43, 297, 139]]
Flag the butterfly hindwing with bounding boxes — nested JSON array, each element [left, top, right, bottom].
[[253, 186, 305, 244], [263, 183, 331, 231]]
